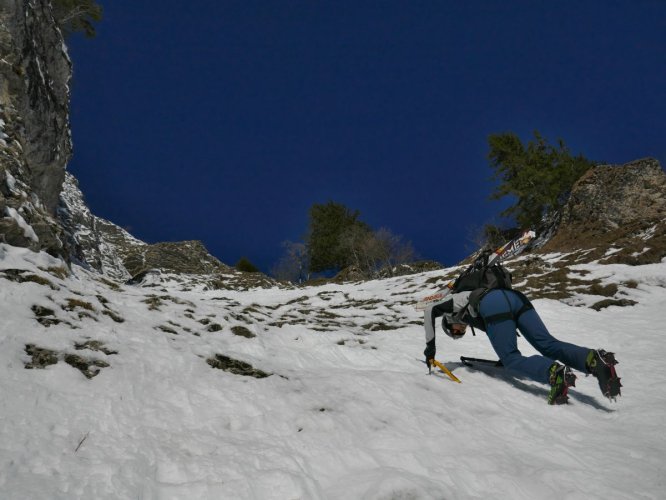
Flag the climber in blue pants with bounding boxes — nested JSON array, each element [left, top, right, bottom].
[[479, 289, 590, 384], [423, 288, 622, 404]]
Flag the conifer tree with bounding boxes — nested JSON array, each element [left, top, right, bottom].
[[487, 131, 594, 228], [235, 257, 259, 273], [306, 201, 368, 273]]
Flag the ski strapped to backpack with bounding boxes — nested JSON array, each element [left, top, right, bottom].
[[415, 230, 536, 310], [460, 356, 503, 368]]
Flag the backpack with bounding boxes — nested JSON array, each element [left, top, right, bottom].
[[444, 235, 536, 334], [452, 250, 513, 297], [450, 250, 514, 330]]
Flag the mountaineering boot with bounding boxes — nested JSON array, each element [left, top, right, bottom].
[[586, 349, 622, 401], [548, 362, 577, 405]]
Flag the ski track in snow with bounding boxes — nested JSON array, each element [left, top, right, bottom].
[[1, 244, 665, 499]]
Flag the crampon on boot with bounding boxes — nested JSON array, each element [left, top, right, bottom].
[[548, 363, 577, 405], [587, 349, 622, 401]]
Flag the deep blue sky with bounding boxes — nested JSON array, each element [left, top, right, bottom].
[[66, 1, 666, 272]]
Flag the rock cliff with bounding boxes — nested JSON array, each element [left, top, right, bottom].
[[58, 172, 278, 290], [57, 173, 145, 280], [1, 0, 71, 257], [542, 158, 666, 265]]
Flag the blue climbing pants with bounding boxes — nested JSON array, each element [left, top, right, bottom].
[[478, 289, 591, 384]]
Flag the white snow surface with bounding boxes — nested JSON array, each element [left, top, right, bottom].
[[0, 115, 8, 144], [4, 170, 18, 194], [1, 243, 665, 499], [4, 207, 39, 242]]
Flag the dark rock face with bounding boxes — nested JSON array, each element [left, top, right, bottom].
[[1, 0, 71, 211], [123, 241, 231, 277], [1, 0, 71, 256], [542, 158, 666, 264], [560, 158, 666, 232]]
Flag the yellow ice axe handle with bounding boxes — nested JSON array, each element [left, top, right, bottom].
[[430, 359, 462, 383]]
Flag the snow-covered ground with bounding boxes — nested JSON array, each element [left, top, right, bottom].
[[1, 243, 665, 499]]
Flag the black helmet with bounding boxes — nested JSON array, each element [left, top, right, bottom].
[[442, 316, 467, 340]]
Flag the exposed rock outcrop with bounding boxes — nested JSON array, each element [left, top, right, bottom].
[[58, 174, 279, 289], [558, 158, 665, 233], [123, 240, 231, 277], [57, 173, 145, 280], [542, 158, 666, 264], [1, 0, 71, 257]]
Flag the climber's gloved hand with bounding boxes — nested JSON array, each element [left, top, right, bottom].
[[424, 340, 436, 371]]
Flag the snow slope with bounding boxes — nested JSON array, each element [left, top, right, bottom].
[[1, 243, 665, 499]]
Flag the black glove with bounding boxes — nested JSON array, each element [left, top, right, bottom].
[[424, 340, 436, 368]]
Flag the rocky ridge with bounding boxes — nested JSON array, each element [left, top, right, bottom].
[[542, 157, 666, 265], [57, 173, 144, 280], [58, 173, 280, 290]]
